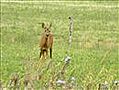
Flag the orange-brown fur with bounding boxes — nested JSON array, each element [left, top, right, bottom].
[[39, 23, 53, 59]]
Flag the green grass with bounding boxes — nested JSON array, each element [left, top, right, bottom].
[[1, 1, 119, 89]]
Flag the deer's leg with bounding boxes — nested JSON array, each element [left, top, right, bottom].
[[46, 49, 48, 56], [45, 49, 48, 59], [42, 49, 47, 60], [39, 49, 43, 59], [42, 50, 45, 59], [50, 48, 52, 59]]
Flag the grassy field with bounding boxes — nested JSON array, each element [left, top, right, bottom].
[[1, 1, 119, 89]]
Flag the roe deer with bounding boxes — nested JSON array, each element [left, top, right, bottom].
[[39, 22, 53, 59]]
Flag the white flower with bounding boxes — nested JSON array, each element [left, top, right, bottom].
[[104, 81, 108, 85], [65, 56, 71, 63], [113, 80, 119, 85], [56, 80, 65, 84], [71, 77, 76, 81]]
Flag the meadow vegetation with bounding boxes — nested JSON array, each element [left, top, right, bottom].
[[1, 1, 119, 89]]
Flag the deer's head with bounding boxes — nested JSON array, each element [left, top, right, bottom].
[[42, 22, 52, 37]]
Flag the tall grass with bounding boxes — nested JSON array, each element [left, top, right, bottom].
[[1, 1, 119, 89]]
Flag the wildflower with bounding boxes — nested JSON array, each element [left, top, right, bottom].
[[70, 77, 76, 86], [56, 80, 66, 85], [71, 77, 76, 81], [104, 81, 108, 85], [113, 80, 119, 85], [64, 56, 71, 63]]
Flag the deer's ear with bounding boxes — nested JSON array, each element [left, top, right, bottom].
[[49, 23, 52, 28], [42, 23, 45, 28]]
